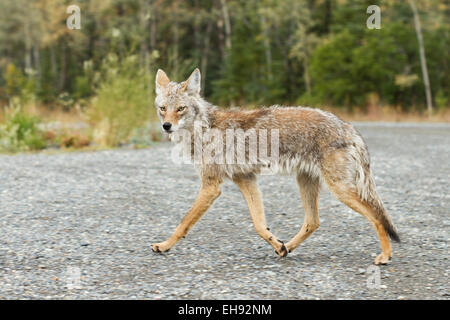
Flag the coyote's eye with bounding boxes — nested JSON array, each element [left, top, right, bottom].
[[159, 106, 166, 112], [177, 106, 187, 112]]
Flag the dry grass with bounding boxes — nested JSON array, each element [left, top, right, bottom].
[[9, 102, 450, 125], [22, 102, 86, 124], [2, 101, 448, 153], [330, 105, 450, 123], [11, 102, 94, 150], [242, 103, 450, 123]]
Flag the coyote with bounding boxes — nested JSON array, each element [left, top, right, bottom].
[[152, 68, 399, 265]]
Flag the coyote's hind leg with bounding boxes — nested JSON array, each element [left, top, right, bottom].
[[233, 174, 288, 257], [320, 150, 394, 265], [325, 181, 392, 265], [285, 172, 320, 253]]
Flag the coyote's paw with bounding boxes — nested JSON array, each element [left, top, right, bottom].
[[152, 242, 171, 253], [274, 241, 288, 257], [374, 253, 391, 265]]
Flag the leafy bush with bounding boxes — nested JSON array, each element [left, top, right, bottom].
[[87, 54, 154, 147], [0, 101, 46, 152], [3, 63, 25, 98], [309, 23, 421, 109]]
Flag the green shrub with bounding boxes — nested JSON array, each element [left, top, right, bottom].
[[87, 54, 154, 147], [0, 102, 46, 152], [4, 63, 25, 98]]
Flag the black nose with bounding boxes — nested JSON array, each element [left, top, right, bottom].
[[162, 122, 172, 131]]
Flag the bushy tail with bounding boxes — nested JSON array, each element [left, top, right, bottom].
[[353, 133, 400, 243], [374, 201, 400, 242], [363, 174, 400, 243]]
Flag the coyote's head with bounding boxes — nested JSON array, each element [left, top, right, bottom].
[[154, 68, 210, 134]]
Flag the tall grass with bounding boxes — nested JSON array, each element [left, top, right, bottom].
[[87, 54, 155, 147]]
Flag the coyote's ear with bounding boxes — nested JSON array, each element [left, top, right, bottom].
[[156, 69, 170, 95], [182, 68, 201, 95]]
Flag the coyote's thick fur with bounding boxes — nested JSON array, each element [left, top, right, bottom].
[[152, 68, 399, 265]]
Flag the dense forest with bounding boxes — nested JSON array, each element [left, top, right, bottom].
[[0, 0, 449, 112]]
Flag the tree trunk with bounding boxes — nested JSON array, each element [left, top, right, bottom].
[[303, 54, 311, 94], [24, 17, 32, 74], [193, 0, 201, 53], [50, 45, 58, 87], [274, 23, 291, 98], [408, 0, 433, 115], [201, 19, 213, 95], [33, 45, 41, 93], [172, 2, 179, 79], [260, 14, 272, 80], [139, 0, 149, 69], [216, 14, 225, 61], [150, 0, 157, 51], [323, 0, 332, 34], [59, 42, 67, 92], [220, 0, 232, 51]]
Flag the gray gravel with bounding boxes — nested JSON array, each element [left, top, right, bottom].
[[0, 123, 449, 299]]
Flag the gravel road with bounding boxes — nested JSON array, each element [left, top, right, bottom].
[[0, 123, 448, 299]]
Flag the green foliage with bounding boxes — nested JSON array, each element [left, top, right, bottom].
[[4, 63, 26, 97], [212, 18, 267, 105], [435, 90, 449, 110], [0, 101, 46, 152], [309, 30, 358, 106], [0, 0, 448, 112], [331, 0, 382, 35], [73, 76, 92, 100], [87, 54, 153, 147], [425, 25, 450, 108], [308, 20, 436, 110]]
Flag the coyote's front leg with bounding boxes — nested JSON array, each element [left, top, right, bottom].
[[152, 176, 222, 253], [234, 174, 288, 257]]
